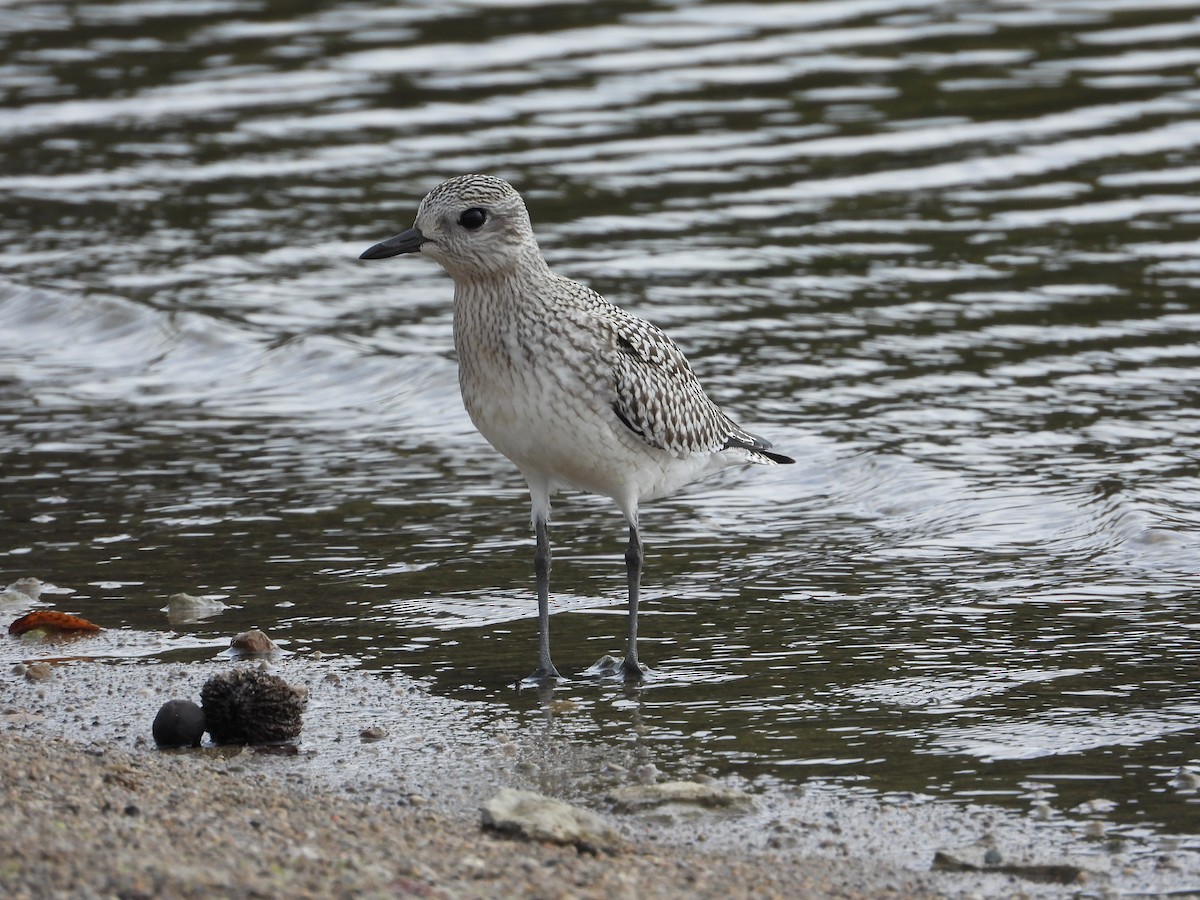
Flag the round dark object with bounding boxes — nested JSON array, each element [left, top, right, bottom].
[[200, 668, 306, 745], [152, 699, 206, 748]]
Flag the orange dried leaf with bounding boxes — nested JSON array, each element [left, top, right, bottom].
[[8, 610, 101, 636]]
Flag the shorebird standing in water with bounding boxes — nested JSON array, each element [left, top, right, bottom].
[[360, 175, 793, 684]]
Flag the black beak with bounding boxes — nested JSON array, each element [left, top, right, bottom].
[[359, 226, 427, 260]]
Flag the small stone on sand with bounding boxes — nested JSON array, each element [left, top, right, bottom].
[[152, 699, 206, 748], [480, 788, 625, 853], [229, 629, 278, 656]]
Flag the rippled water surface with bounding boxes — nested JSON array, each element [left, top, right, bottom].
[[3, 0, 1200, 842]]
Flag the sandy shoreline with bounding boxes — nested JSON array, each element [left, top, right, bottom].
[[0, 657, 936, 900], [0, 730, 943, 899], [2, 647, 1196, 897]]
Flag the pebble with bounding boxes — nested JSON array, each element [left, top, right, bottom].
[[152, 699, 206, 748], [633, 763, 660, 785], [4, 577, 43, 599], [229, 629, 279, 656], [1170, 768, 1200, 790], [608, 781, 753, 814], [24, 662, 53, 682], [480, 788, 626, 853], [165, 592, 229, 624]]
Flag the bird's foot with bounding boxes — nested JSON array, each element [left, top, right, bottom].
[[620, 657, 649, 684], [518, 664, 565, 688]]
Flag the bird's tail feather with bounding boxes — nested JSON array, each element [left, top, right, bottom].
[[723, 431, 795, 466], [749, 447, 796, 465]]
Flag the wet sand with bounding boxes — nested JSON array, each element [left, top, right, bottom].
[[1, 649, 1192, 898], [0, 729, 945, 899]]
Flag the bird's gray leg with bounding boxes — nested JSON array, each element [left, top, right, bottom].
[[528, 512, 562, 682], [621, 523, 647, 682]]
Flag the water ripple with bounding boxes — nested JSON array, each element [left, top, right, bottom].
[[2, 0, 1199, 840]]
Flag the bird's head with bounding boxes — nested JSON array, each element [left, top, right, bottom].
[[359, 174, 543, 281]]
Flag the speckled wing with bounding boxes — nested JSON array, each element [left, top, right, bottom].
[[597, 303, 785, 462]]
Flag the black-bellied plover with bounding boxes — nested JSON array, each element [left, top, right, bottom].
[[360, 174, 793, 684]]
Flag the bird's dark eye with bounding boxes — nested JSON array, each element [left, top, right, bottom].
[[459, 208, 487, 230]]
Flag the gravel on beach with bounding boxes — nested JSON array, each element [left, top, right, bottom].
[[0, 730, 938, 899], [2, 636, 1194, 899]]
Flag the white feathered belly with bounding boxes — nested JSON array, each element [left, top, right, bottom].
[[460, 354, 727, 509]]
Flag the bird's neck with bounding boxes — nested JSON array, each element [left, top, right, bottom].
[[451, 255, 556, 311], [451, 257, 561, 369]]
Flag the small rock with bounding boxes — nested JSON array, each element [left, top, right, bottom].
[[165, 593, 229, 625], [480, 788, 625, 853], [152, 699, 206, 748], [4, 577, 44, 598], [359, 726, 387, 743], [632, 763, 660, 785], [24, 662, 53, 682], [1170, 767, 1200, 790], [229, 629, 278, 656], [459, 855, 488, 879], [932, 848, 1087, 885], [607, 781, 753, 814]]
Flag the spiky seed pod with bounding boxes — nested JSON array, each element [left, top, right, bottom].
[[200, 668, 306, 745]]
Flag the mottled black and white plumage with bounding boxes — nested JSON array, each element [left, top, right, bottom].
[[360, 174, 793, 683]]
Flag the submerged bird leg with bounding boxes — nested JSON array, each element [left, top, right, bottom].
[[527, 512, 562, 683], [622, 523, 647, 682]]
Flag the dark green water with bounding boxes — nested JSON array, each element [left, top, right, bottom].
[[2, 0, 1200, 843]]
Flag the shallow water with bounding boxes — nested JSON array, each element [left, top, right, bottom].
[[3, 0, 1200, 844]]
